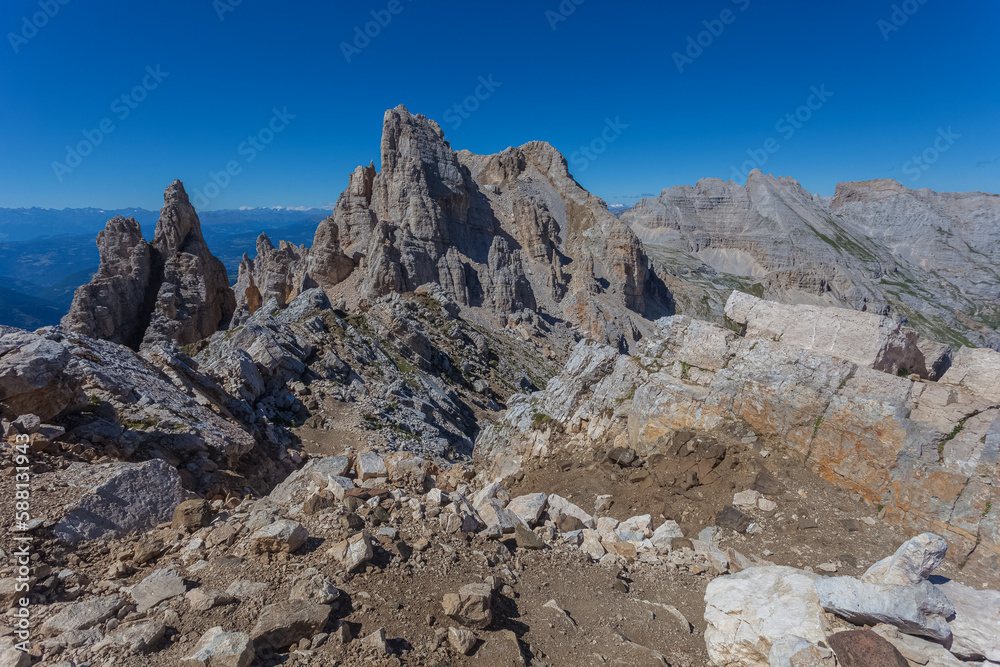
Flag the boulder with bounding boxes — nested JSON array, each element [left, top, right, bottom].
[[506, 493, 547, 527], [725, 291, 944, 379], [442, 583, 493, 629], [704, 566, 828, 667], [514, 523, 546, 550], [826, 629, 909, 667], [185, 588, 234, 613], [814, 577, 953, 642], [182, 626, 255, 667], [546, 494, 595, 529], [936, 579, 1000, 661], [250, 599, 331, 649], [0, 326, 83, 421], [267, 456, 352, 507], [861, 533, 948, 586], [53, 460, 184, 543]]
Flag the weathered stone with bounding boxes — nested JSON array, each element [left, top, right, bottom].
[[172, 499, 213, 532], [185, 588, 235, 613], [861, 533, 948, 586], [716, 506, 752, 534], [704, 566, 827, 667], [870, 623, 965, 667], [650, 520, 684, 550], [580, 529, 606, 560], [132, 568, 188, 613], [356, 452, 387, 481], [290, 568, 340, 605], [442, 583, 493, 629], [251, 599, 331, 649], [514, 523, 546, 550], [182, 626, 255, 667], [95, 619, 165, 653], [768, 635, 837, 667], [506, 493, 548, 527], [449, 627, 477, 655], [63, 180, 235, 350], [936, 579, 1000, 661], [41, 596, 124, 636], [326, 531, 373, 572], [0, 648, 30, 667], [53, 460, 184, 542], [546, 494, 595, 529], [361, 627, 388, 654], [249, 519, 308, 554], [826, 629, 909, 667], [814, 577, 953, 641]]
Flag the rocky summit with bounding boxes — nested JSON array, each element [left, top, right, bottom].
[[2, 106, 999, 667]]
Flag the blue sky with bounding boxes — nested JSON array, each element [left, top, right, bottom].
[[1, 0, 997, 210]]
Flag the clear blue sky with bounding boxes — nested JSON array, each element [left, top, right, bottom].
[[1, 0, 997, 210]]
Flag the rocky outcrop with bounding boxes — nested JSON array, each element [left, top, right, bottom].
[[63, 180, 235, 350], [476, 292, 1000, 578], [303, 106, 671, 352], [233, 234, 310, 315], [726, 291, 952, 379], [60, 216, 152, 347]]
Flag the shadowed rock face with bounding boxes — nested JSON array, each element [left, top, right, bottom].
[[304, 105, 673, 352], [622, 172, 1000, 350], [62, 180, 235, 350]]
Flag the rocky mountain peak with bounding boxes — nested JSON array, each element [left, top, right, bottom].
[[62, 180, 235, 350]]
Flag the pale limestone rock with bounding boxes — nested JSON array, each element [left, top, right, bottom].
[[249, 519, 308, 554], [251, 599, 331, 650], [442, 583, 493, 629], [41, 596, 124, 637], [326, 532, 373, 572], [181, 627, 254, 667], [131, 568, 187, 613], [546, 494, 596, 529], [861, 533, 949, 586], [704, 566, 828, 667], [506, 493, 547, 526], [814, 577, 953, 642], [650, 520, 684, 551], [936, 579, 1000, 661]]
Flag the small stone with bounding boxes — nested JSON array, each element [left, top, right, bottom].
[[442, 583, 493, 629], [185, 587, 235, 612], [172, 499, 212, 532], [716, 506, 751, 533], [733, 490, 762, 508], [448, 627, 477, 655], [326, 531, 374, 572], [181, 626, 255, 667], [514, 523, 546, 550], [249, 519, 308, 554], [757, 498, 777, 512], [290, 568, 340, 605], [251, 599, 331, 649], [361, 627, 388, 655], [132, 568, 187, 613]]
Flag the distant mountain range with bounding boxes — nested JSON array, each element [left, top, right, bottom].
[[0, 207, 330, 329]]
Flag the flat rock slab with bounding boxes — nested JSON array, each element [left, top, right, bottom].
[[181, 626, 255, 667], [251, 599, 331, 649], [94, 619, 165, 653], [132, 568, 188, 613], [53, 460, 184, 542], [815, 577, 953, 642], [41, 596, 124, 637]]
